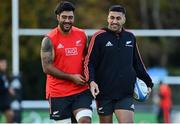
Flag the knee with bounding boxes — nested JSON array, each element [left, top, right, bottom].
[[75, 109, 92, 123], [5, 110, 14, 123], [78, 117, 91, 123]]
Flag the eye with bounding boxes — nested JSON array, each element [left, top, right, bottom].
[[110, 16, 115, 20], [116, 17, 121, 20], [61, 15, 67, 19], [68, 16, 73, 20]]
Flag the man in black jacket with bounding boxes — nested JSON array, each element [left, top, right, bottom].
[[84, 5, 154, 123], [0, 57, 14, 123]]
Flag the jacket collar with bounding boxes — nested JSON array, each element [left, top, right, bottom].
[[102, 27, 124, 35]]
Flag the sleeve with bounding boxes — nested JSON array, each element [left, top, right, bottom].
[[84, 32, 102, 83], [83, 31, 88, 56], [133, 37, 154, 88], [0, 76, 9, 93]]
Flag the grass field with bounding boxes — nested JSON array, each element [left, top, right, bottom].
[[0, 110, 157, 123]]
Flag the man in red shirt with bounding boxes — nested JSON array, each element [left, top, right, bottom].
[[157, 81, 172, 123], [40, 1, 93, 123]]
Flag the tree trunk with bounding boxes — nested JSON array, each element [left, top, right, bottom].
[[140, 0, 149, 28], [152, 0, 168, 67]]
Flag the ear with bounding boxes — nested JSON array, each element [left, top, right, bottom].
[[56, 14, 60, 21], [122, 15, 126, 25]]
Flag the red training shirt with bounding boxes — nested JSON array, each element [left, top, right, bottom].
[[45, 26, 88, 98]]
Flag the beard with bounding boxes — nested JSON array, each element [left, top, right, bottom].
[[109, 23, 122, 32], [59, 22, 73, 33]]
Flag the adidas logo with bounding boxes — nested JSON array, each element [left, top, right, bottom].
[[130, 104, 135, 110], [105, 41, 113, 47], [57, 43, 64, 48]]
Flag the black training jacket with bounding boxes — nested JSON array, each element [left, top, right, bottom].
[[0, 74, 8, 94], [84, 28, 153, 100]]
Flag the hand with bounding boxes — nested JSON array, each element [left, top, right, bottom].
[[90, 81, 99, 98], [147, 87, 152, 99], [70, 74, 86, 85], [9, 88, 16, 96]]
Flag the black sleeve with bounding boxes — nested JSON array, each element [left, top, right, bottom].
[[84, 33, 101, 83], [0, 76, 8, 93], [87, 36, 100, 83], [133, 38, 154, 88]]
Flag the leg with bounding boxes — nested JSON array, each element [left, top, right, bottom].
[[114, 109, 134, 123], [71, 113, 77, 123], [1, 92, 14, 123], [5, 109, 14, 123], [73, 108, 92, 123], [72, 90, 93, 123], [114, 97, 134, 123], [96, 99, 114, 123], [163, 107, 171, 123], [157, 107, 163, 123], [99, 114, 113, 123], [49, 97, 72, 123]]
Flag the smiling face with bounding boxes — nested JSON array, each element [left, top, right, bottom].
[[57, 11, 74, 33], [107, 11, 126, 32]]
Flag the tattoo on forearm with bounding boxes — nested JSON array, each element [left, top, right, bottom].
[[41, 37, 53, 64]]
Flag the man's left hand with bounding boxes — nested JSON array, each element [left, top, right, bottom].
[[147, 87, 152, 99]]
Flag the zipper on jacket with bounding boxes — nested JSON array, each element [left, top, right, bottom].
[[116, 33, 120, 40]]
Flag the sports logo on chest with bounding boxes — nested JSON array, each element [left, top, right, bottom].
[[75, 40, 82, 46], [65, 47, 78, 56], [57, 43, 64, 49], [105, 41, 113, 47], [125, 40, 133, 47]]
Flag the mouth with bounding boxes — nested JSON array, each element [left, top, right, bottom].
[[64, 23, 71, 29], [59, 22, 73, 32], [111, 24, 119, 27]]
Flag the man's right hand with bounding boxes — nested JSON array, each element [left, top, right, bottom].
[[70, 74, 86, 85], [9, 88, 16, 96], [90, 81, 99, 98]]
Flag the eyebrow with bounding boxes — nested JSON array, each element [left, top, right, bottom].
[[110, 15, 121, 18], [61, 15, 73, 17]]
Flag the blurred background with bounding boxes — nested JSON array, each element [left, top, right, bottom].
[[1, 0, 180, 123]]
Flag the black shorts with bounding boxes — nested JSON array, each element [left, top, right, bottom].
[[0, 92, 11, 112], [96, 97, 134, 116], [49, 89, 93, 120]]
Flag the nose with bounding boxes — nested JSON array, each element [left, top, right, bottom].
[[64, 18, 70, 23], [112, 19, 118, 23]]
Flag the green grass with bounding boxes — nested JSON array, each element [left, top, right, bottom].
[[134, 112, 157, 123], [0, 110, 157, 123], [92, 111, 156, 123]]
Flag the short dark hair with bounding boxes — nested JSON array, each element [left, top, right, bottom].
[[109, 5, 126, 14], [54, 1, 75, 15]]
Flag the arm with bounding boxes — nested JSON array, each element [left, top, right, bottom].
[[83, 32, 89, 56], [133, 40, 154, 88], [85, 36, 100, 83], [84, 33, 102, 97], [88, 38, 101, 98], [0, 77, 9, 93], [40, 37, 85, 85]]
